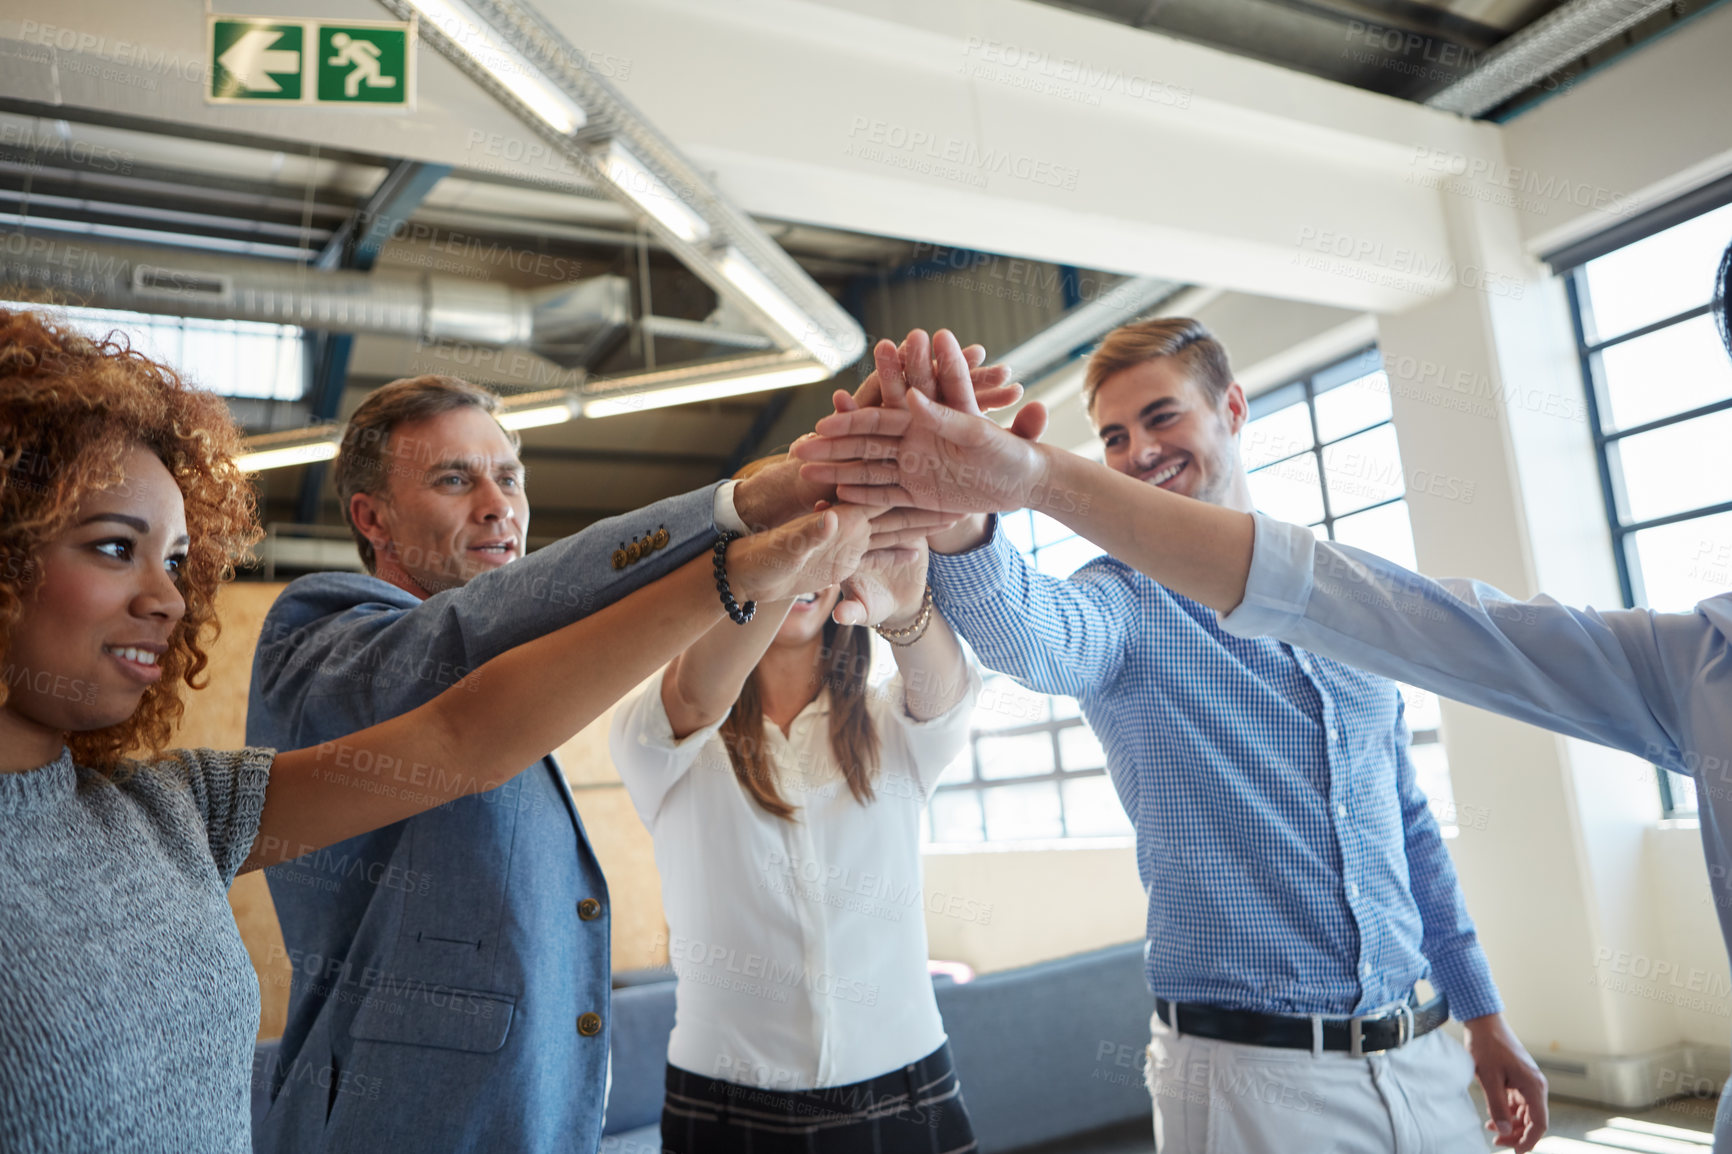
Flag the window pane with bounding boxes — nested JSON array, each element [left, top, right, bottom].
[[1599, 314, 1732, 432], [1061, 776, 1133, 837], [1667, 771, 1699, 815], [9, 301, 303, 400], [1400, 683, 1443, 733], [1248, 453, 1325, 524], [1242, 403, 1313, 470], [1035, 535, 1106, 579], [974, 674, 1049, 732], [1315, 371, 1393, 443], [976, 731, 1055, 780], [1057, 723, 1106, 771], [1616, 410, 1732, 523], [983, 780, 1064, 840], [999, 510, 1035, 554], [1030, 511, 1072, 549], [1051, 695, 1081, 720], [1331, 500, 1419, 572], [1581, 202, 1732, 342], [1408, 742, 1458, 834], [1322, 424, 1405, 516], [1628, 511, 1732, 611], [929, 790, 984, 843]]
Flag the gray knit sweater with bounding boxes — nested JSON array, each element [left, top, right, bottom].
[[0, 745, 273, 1154]]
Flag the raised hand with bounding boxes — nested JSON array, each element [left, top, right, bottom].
[[847, 331, 1023, 413], [723, 505, 875, 602], [833, 539, 930, 627], [795, 331, 1052, 515]]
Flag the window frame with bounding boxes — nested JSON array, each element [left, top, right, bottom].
[[1245, 345, 1411, 538], [1245, 348, 1449, 769], [1564, 270, 1724, 817], [923, 509, 1123, 845]]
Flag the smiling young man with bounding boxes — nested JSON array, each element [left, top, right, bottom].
[[243, 374, 870, 1154], [816, 321, 1546, 1153]]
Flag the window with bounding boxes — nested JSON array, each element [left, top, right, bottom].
[[1565, 200, 1732, 817], [5, 301, 306, 401], [1242, 349, 1461, 830], [922, 510, 1129, 844]]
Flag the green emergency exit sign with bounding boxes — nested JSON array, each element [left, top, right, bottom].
[[208, 16, 414, 107]]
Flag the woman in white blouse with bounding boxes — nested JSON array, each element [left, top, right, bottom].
[[611, 455, 984, 1154]]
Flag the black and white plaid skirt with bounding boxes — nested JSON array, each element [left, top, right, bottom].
[[659, 1043, 978, 1153]]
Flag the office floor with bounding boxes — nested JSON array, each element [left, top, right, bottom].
[[1013, 1095, 1718, 1152]]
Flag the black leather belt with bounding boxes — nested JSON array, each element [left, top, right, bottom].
[[1154, 992, 1449, 1056]]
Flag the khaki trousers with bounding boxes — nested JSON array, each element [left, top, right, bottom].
[[1146, 1012, 1488, 1154]]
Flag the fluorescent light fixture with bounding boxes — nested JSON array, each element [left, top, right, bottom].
[[594, 140, 711, 244], [402, 0, 588, 134], [498, 399, 577, 430], [235, 440, 339, 473], [717, 248, 847, 371], [584, 362, 831, 419]]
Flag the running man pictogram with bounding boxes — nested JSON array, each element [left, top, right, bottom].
[[327, 32, 398, 98]]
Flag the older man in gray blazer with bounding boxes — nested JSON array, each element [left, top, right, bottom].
[[245, 374, 844, 1154]]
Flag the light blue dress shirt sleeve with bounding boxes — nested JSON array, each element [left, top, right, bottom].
[[927, 516, 1138, 699], [1220, 513, 1699, 771]]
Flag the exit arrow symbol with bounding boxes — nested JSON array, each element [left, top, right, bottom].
[[219, 28, 300, 93]]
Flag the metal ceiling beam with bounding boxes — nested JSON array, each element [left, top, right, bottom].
[[300, 159, 453, 523]]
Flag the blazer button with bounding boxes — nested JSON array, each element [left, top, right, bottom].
[[578, 898, 603, 921], [626, 540, 643, 563], [612, 549, 628, 570], [577, 1012, 603, 1037], [653, 528, 670, 550]]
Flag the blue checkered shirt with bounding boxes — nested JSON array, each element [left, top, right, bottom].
[[928, 519, 1502, 1021]]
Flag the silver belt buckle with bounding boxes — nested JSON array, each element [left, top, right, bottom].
[[1349, 1003, 1415, 1057]]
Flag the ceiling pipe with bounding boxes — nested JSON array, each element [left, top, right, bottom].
[[996, 277, 1188, 418], [1425, 0, 1677, 118], [0, 231, 632, 369]]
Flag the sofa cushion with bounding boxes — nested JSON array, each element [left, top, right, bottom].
[[936, 941, 1153, 1152], [604, 978, 678, 1135]]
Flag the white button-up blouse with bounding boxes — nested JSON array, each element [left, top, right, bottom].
[[609, 662, 981, 1091]]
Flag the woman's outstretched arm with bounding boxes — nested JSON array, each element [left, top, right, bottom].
[[244, 507, 873, 870], [661, 599, 794, 739]]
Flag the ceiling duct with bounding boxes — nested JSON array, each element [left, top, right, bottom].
[[995, 276, 1184, 384], [1425, 0, 1679, 118], [0, 232, 631, 369], [379, 0, 865, 373]]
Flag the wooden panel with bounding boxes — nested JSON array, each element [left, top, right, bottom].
[[172, 585, 671, 1037]]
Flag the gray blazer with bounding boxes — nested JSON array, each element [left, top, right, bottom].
[[247, 484, 719, 1154]]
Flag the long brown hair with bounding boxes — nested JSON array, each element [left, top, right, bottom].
[[717, 456, 881, 819]]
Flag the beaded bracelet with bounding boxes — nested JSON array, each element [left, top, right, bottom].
[[712, 532, 756, 625], [874, 584, 934, 647]]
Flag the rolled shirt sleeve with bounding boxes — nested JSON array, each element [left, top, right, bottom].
[[609, 671, 728, 826], [877, 661, 984, 798]]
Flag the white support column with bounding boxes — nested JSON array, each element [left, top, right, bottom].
[[1375, 129, 1695, 1090]]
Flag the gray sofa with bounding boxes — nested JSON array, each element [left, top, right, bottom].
[[601, 941, 1155, 1153], [249, 942, 1154, 1153]]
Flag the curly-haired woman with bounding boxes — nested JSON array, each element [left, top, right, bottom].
[[610, 453, 982, 1154], [0, 307, 875, 1154]]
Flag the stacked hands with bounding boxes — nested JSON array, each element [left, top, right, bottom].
[[719, 328, 1040, 630]]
